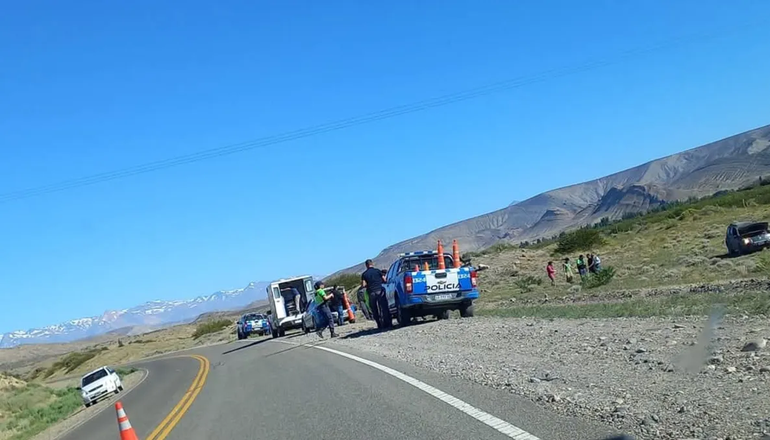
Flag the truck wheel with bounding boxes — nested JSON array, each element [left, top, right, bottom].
[[437, 310, 450, 320], [85, 402, 91, 408], [459, 303, 475, 318], [395, 297, 412, 327], [118, 385, 124, 391]]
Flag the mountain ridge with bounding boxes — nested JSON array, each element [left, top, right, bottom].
[[0, 281, 269, 348], [330, 123, 770, 276]]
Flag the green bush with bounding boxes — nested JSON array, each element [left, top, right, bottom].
[[514, 275, 543, 292], [43, 347, 108, 378], [581, 266, 616, 289], [323, 273, 360, 292], [555, 228, 605, 255], [114, 367, 138, 377], [192, 319, 232, 339]]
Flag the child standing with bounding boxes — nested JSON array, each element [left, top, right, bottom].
[[546, 261, 556, 286]]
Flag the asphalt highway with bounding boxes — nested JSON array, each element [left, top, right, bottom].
[[60, 332, 619, 440]]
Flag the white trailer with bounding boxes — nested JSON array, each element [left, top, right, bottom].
[[265, 275, 315, 338]]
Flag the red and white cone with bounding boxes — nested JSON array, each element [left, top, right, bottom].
[[115, 401, 140, 440]]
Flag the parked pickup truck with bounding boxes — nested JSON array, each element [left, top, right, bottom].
[[383, 250, 479, 326]]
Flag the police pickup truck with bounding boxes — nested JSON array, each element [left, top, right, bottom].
[[383, 250, 479, 326]]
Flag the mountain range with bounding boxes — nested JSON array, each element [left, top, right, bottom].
[[331, 123, 770, 275], [0, 282, 269, 348]]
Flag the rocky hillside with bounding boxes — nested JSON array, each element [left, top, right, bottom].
[[334, 123, 770, 274]]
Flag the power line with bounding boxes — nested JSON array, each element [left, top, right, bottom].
[[0, 20, 762, 204]]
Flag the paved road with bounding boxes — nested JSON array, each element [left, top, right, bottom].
[[63, 333, 620, 440]]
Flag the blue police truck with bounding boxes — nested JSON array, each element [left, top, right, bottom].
[[383, 250, 479, 326]]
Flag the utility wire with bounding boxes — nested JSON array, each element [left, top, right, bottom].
[[0, 19, 762, 204]]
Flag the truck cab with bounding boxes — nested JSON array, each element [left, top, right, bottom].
[[265, 275, 315, 338], [384, 251, 478, 326]]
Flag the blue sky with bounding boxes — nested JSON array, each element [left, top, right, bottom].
[[1, 1, 769, 333]]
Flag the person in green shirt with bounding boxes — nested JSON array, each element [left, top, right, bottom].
[[313, 281, 337, 338], [562, 257, 574, 283]]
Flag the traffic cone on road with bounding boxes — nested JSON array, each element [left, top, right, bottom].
[[437, 240, 446, 269], [115, 401, 140, 440]]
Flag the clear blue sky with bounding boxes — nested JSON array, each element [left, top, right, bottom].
[[1, 1, 769, 333]]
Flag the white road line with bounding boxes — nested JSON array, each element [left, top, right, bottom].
[[274, 339, 541, 440]]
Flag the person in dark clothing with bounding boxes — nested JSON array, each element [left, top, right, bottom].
[[356, 287, 372, 320], [313, 281, 336, 338], [330, 286, 345, 326], [361, 259, 390, 329]]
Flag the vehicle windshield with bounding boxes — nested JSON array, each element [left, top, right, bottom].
[[244, 314, 264, 321], [81, 369, 108, 387], [401, 255, 454, 272]]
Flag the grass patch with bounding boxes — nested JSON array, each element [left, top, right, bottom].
[[43, 347, 108, 378], [480, 290, 770, 319], [114, 367, 138, 377], [0, 383, 82, 440], [192, 319, 232, 339]]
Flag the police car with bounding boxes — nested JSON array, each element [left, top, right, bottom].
[[383, 250, 479, 326]]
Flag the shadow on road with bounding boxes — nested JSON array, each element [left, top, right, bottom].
[[341, 319, 434, 339], [221, 338, 270, 355]]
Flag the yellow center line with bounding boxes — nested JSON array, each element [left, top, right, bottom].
[[145, 354, 210, 440]]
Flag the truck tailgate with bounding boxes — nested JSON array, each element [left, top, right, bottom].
[[412, 268, 472, 294]]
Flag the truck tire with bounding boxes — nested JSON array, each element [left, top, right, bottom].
[[459, 303, 475, 318], [395, 297, 412, 327], [437, 310, 450, 320]]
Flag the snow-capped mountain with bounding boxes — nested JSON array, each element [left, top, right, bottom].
[[0, 281, 269, 348]]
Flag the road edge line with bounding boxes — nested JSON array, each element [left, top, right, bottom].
[[274, 339, 540, 440], [45, 368, 150, 440]]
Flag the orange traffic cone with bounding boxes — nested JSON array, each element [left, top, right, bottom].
[[423, 261, 430, 271], [437, 240, 446, 269], [115, 401, 140, 440], [452, 239, 461, 268]]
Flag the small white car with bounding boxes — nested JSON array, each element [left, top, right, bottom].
[[79, 366, 123, 408]]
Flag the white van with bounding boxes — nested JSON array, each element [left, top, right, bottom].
[[265, 275, 314, 338]]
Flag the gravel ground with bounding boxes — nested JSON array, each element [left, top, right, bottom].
[[30, 370, 146, 440], [301, 315, 770, 440]]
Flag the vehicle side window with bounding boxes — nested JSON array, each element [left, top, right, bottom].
[[272, 286, 281, 299], [388, 262, 398, 280], [304, 279, 313, 294]]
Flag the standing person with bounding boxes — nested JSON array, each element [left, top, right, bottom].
[[592, 253, 602, 272], [587, 254, 596, 274], [576, 255, 588, 281], [361, 259, 390, 329], [313, 281, 336, 338], [563, 258, 574, 283], [330, 286, 345, 326], [356, 287, 372, 320], [546, 261, 556, 286]]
